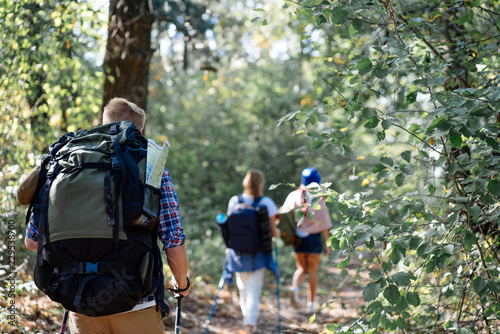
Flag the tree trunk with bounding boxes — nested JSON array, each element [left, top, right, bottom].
[[101, 0, 153, 115]]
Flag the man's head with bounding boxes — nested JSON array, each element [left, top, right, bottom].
[[102, 98, 146, 133]]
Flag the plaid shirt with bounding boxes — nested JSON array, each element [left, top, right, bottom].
[[26, 169, 185, 305]]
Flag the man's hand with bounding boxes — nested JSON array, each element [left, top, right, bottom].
[[171, 276, 191, 297], [25, 236, 37, 251]]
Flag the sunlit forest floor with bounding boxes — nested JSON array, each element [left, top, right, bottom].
[[2, 254, 369, 334]]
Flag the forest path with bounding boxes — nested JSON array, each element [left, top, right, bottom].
[[4, 251, 371, 334], [179, 252, 371, 334]]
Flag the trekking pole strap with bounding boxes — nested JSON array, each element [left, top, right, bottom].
[[168, 276, 190, 295]]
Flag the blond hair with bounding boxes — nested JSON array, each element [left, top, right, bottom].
[[102, 98, 146, 131], [243, 169, 264, 198]]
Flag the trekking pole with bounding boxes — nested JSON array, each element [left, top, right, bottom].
[[59, 309, 69, 334], [274, 243, 282, 334], [174, 293, 183, 334], [203, 269, 228, 334]]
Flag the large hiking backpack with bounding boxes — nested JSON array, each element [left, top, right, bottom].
[[219, 195, 273, 254], [27, 121, 169, 317]]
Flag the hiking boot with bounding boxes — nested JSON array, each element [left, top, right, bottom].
[[307, 301, 318, 313], [289, 286, 299, 309]]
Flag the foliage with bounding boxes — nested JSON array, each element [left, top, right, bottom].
[[146, 0, 323, 239], [0, 0, 105, 210], [0, 0, 105, 297], [278, 0, 500, 332]]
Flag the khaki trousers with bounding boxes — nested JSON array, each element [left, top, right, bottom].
[[68, 306, 164, 334]]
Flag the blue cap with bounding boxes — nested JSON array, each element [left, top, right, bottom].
[[301, 167, 321, 186]]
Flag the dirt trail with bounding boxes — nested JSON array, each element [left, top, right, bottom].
[[178, 255, 370, 334], [4, 254, 370, 334]]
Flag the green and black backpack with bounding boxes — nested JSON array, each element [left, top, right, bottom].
[[26, 121, 169, 317]]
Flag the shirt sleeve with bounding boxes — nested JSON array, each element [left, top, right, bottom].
[[26, 215, 38, 241], [158, 169, 186, 251], [260, 197, 279, 217], [226, 195, 239, 215]]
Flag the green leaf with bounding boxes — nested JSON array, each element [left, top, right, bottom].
[[337, 255, 350, 268], [318, 114, 329, 123], [364, 282, 381, 302], [356, 57, 372, 71], [361, 107, 375, 118], [370, 311, 381, 328], [369, 270, 384, 280], [401, 165, 414, 175], [364, 116, 380, 128], [447, 162, 459, 176], [449, 132, 462, 148], [391, 245, 405, 264], [374, 68, 389, 79], [432, 76, 447, 85], [457, 328, 476, 334], [381, 119, 392, 129], [395, 316, 406, 330], [392, 272, 412, 286], [383, 284, 400, 305], [331, 9, 348, 24], [457, 12, 471, 25], [405, 91, 417, 104], [467, 205, 482, 219], [487, 279, 500, 293], [487, 179, 500, 196], [352, 18, 363, 31], [443, 320, 457, 329], [401, 150, 411, 163], [310, 138, 324, 150], [443, 283, 455, 297], [464, 229, 476, 252], [395, 173, 405, 187], [473, 277, 486, 294], [407, 291, 420, 307], [380, 157, 394, 167], [395, 296, 408, 312]]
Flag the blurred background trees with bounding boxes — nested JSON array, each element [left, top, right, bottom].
[[1, 0, 499, 332]]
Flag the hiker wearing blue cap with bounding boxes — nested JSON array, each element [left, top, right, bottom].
[[281, 167, 332, 313]]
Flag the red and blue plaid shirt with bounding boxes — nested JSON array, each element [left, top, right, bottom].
[[26, 169, 186, 305]]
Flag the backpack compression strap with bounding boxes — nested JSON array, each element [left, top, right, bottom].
[[35, 161, 61, 266], [108, 124, 125, 251]]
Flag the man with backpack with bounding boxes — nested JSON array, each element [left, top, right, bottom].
[[22, 98, 190, 334]]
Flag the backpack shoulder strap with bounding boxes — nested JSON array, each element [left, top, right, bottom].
[[252, 197, 262, 208], [237, 194, 244, 203]]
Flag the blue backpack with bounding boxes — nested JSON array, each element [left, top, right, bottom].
[[220, 195, 272, 254]]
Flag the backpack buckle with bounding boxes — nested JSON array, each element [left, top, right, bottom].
[[46, 161, 57, 178], [109, 125, 118, 135], [111, 156, 120, 170], [84, 262, 101, 274]]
